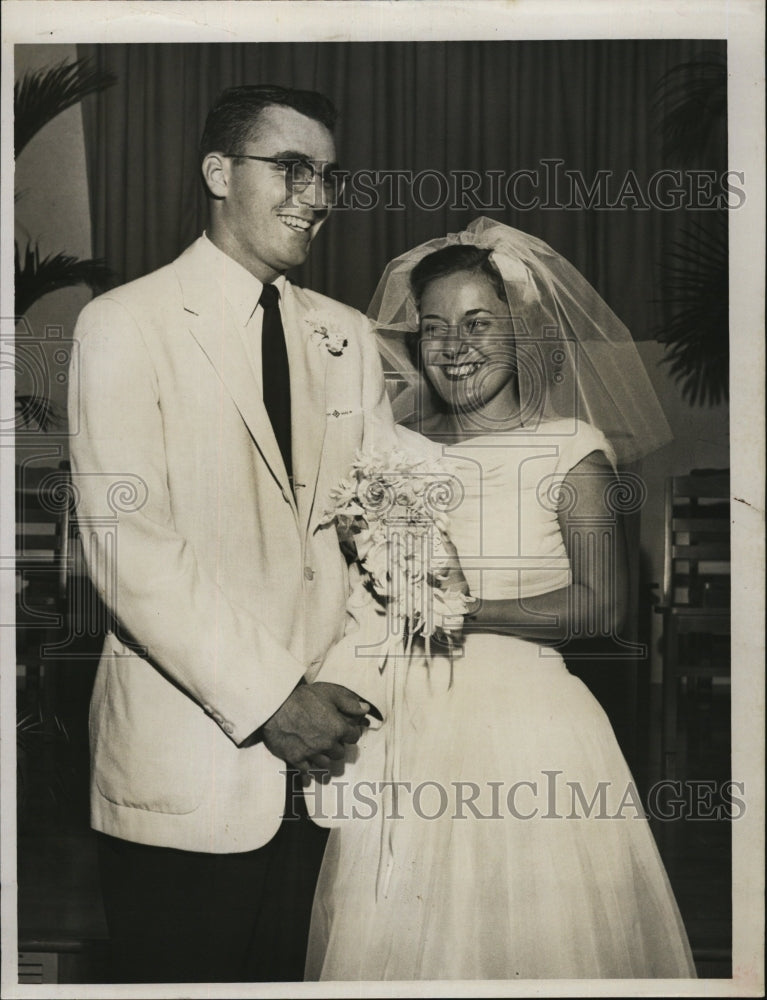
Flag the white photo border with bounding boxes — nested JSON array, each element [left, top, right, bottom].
[[1, 2, 764, 998]]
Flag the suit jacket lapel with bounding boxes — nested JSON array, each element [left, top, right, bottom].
[[175, 240, 296, 507], [283, 290, 328, 536]]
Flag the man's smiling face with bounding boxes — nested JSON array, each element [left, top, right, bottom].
[[212, 104, 337, 282]]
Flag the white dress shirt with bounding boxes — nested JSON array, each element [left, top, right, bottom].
[[200, 231, 288, 395]]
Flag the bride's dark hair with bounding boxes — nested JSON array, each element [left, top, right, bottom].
[[409, 244, 508, 306]]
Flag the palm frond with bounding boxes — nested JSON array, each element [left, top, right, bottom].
[[15, 241, 114, 316], [15, 394, 60, 432], [16, 709, 45, 744], [15, 57, 116, 156], [17, 707, 73, 816], [653, 54, 727, 163], [655, 216, 729, 407]]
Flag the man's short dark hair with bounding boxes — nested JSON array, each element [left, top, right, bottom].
[[199, 84, 338, 161]]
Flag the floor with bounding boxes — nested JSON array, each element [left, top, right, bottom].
[[14, 670, 732, 984]]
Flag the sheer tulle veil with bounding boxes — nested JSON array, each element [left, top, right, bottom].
[[368, 217, 672, 465]]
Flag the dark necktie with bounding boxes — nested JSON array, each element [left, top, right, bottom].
[[259, 283, 292, 486]]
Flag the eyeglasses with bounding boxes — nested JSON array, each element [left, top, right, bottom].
[[224, 153, 347, 205], [418, 316, 515, 339]]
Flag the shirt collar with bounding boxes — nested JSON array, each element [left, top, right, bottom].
[[200, 232, 288, 326]]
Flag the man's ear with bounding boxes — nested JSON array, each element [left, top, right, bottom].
[[201, 152, 229, 199]]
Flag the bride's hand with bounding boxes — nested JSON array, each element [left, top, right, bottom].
[[431, 590, 467, 645], [429, 529, 474, 642]]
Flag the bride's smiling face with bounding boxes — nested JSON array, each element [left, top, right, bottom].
[[418, 270, 520, 422]]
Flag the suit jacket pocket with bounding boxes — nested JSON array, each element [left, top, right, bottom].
[[92, 643, 205, 815]]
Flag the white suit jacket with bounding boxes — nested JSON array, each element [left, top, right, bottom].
[[69, 237, 395, 852]]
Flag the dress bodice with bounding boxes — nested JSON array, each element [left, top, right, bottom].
[[396, 419, 615, 601]]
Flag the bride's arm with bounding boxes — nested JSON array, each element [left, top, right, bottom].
[[456, 452, 629, 644]]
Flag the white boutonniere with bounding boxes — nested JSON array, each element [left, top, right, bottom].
[[304, 311, 348, 356]]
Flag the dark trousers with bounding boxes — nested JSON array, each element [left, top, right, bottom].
[[97, 775, 328, 983]]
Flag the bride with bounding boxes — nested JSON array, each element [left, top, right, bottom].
[[304, 218, 696, 981]]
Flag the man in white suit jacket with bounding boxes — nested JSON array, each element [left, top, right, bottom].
[[69, 85, 395, 983]]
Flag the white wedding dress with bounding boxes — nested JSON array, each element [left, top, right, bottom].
[[304, 420, 696, 981]]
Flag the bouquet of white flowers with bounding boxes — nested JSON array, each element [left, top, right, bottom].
[[322, 446, 474, 896], [322, 445, 471, 649]]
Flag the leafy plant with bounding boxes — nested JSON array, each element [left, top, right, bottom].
[[15, 242, 113, 317], [653, 53, 728, 407], [15, 394, 59, 432], [15, 57, 116, 157], [15, 57, 116, 428], [17, 706, 75, 826], [656, 216, 728, 406], [653, 54, 727, 163]]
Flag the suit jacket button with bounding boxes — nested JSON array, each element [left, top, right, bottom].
[[304, 566, 315, 581], [223, 722, 235, 735]]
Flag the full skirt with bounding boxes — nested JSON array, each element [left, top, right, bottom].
[[305, 632, 696, 981]]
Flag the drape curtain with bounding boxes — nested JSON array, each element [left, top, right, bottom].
[[77, 40, 724, 335]]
